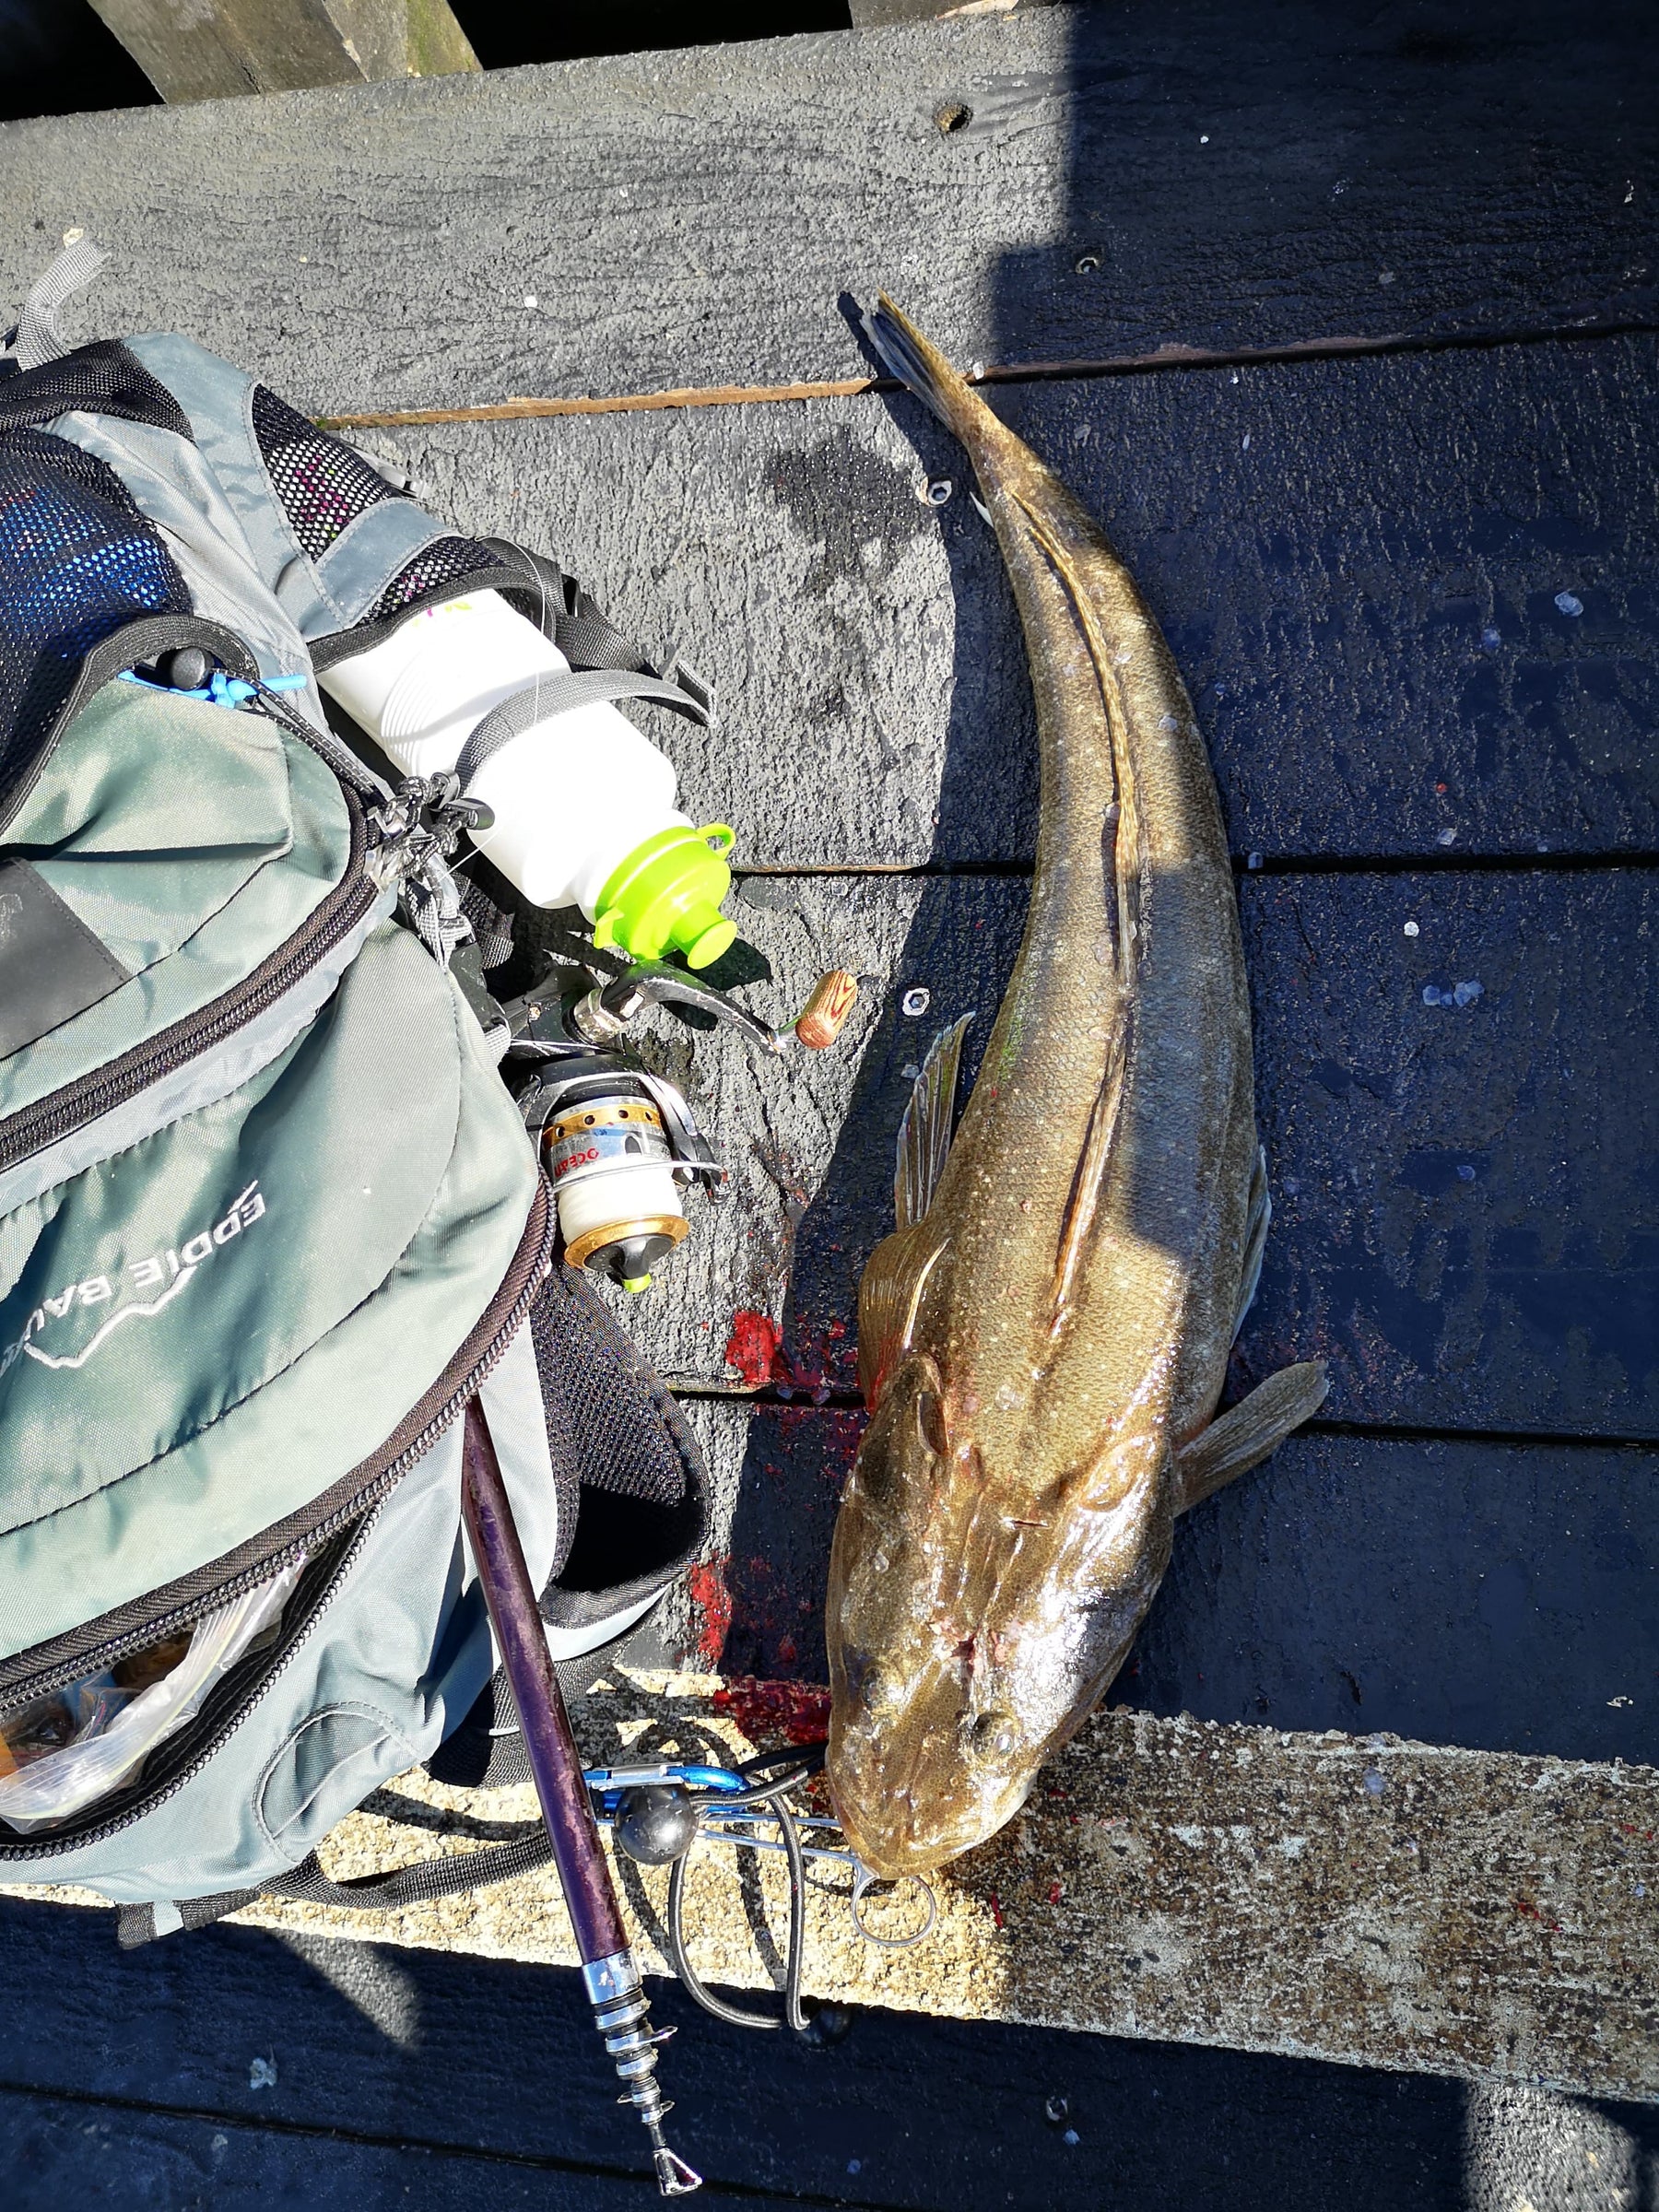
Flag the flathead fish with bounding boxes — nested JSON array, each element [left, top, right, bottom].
[[825, 299, 1328, 1878]]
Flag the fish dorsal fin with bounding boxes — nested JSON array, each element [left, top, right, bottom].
[[896, 1013, 973, 1231], [857, 1224, 948, 1408], [1232, 1142, 1271, 1345]]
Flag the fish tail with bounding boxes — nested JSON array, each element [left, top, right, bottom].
[[861, 294, 983, 436]]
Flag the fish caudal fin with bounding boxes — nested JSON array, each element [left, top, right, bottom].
[[896, 1012, 973, 1230], [861, 295, 981, 433], [1173, 1360, 1329, 1515]]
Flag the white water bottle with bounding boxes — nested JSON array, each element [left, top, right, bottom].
[[319, 590, 735, 968]]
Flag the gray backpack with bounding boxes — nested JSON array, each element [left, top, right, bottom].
[[0, 248, 710, 1936]]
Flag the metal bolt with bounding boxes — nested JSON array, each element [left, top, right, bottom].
[[901, 988, 931, 1018], [1075, 252, 1101, 275], [924, 478, 953, 506]]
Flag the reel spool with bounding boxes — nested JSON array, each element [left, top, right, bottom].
[[545, 1074, 691, 1291]]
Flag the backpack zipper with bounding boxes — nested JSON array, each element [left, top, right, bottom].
[[0, 782, 376, 1178], [0, 1173, 554, 1856]]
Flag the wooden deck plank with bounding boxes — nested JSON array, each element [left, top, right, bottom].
[[0, 2083, 770, 2210], [8, 1889, 1659, 2212], [84, 0, 481, 103], [0, 1891, 1500, 2212], [537, 868, 1659, 1440], [359, 336, 1659, 867], [1, 3, 1655, 410], [665, 1407, 1659, 1771]]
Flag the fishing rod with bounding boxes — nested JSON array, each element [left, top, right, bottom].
[[460, 1397, 701, 2196]]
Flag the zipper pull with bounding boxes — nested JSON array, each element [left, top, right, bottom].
[[366, 777, 493, 970]]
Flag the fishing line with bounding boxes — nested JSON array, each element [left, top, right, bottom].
[[592, 1743, 936, 2032]]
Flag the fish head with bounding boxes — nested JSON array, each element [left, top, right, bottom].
[[827, 1358, 1173, 1877]]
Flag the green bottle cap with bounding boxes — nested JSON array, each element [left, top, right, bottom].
[[593, 822, 737, 970]]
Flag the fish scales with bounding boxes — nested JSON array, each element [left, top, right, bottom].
[[826, 299, 1327, 1878]]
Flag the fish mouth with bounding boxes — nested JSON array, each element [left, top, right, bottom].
[[830, 1788, 955, 1880], [828, 1719, 1032, 1878]]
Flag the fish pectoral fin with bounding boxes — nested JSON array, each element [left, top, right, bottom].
[[896, 1013, 974, 1231], [1173, 1360, 1329, 1515], [1231, 1142, 1271, 1346], [857, 1224, 948, 1407]]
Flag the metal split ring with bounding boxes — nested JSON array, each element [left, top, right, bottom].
[[849, 1861, 938, 1949]]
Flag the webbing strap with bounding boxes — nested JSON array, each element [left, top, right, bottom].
[[265, 1829, 552, 1911], [114, 1825, 554, 1947], [451, 536, 715, 794], [5, 239, 111, 372], [453, 665, 713, 794], [483, 537, 656, 674]]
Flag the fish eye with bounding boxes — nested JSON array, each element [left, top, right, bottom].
[[964, 1710, 1017, 1760], [846, 1650, 896, 1716]]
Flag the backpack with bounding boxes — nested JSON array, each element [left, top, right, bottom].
[[0, 244, 712, 1937]]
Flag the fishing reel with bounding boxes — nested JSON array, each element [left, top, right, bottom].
[[501, 957, 858, 1292]]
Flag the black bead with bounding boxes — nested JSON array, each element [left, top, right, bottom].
[[612, 1784, 699, 1865], [159, 646, 211, 691]]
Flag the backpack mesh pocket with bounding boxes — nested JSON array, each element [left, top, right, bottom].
[[0, 429, 190, 801], [250, 384, 408, 562], [366, 533, 509, 621], [0, 341, 194, 443]]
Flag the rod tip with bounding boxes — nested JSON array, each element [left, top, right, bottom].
[[653, 2142, 703, 2196]]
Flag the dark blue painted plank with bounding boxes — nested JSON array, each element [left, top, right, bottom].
[[2, 2086, 719, 2210], [5, 1899, 1659, 2210], [390, 333, 1659, 871], [898, 335, 1659, 867], [766, 869, 1659, 1437], [1237, 867, 1659, 1436], [2, 1894, 1641, 2212], [6, 0, 1657, 412], [711, 1409, 1659, 1765], [1125, 1434, 1659, 1759]]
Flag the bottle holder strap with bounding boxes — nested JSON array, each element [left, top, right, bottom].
[[453, 662, 715, 794]]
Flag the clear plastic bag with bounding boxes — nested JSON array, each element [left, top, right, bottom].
[[0, 1557, 306, 1833]]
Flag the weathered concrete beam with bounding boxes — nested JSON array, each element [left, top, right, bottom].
[[3, 4, 1654, 405], [85, 0, 478, 102], [19, 1676, 1646, 2100]]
